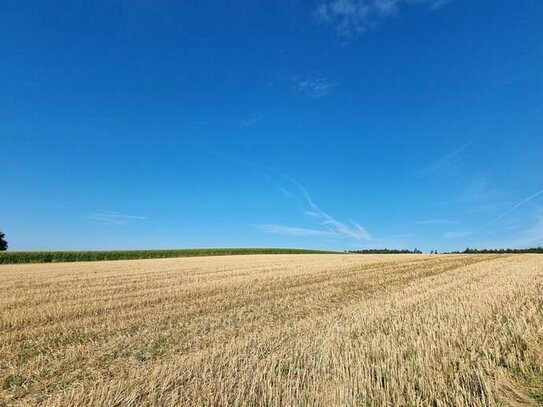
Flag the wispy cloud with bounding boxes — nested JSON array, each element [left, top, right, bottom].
[[253, 224, 336, 237], [295, 77, 337, 99], [315, 0, 450, 35], [482, 188, 543, 229], [420, 140, 473, 176], [299, 184, 372, 240], [89, 210, 146, 225], [443, 188, 543, 243], [513, 210, 543, 246], [278, 187, 292, 198], [178, 143, 412, 248], [254, 177, 371, 242], [439, 178, 503, 215], [416, 219, 458, 225], [240, 112, 264, 128], [474, 208, 543, 249], [184, 145, 419, 248]]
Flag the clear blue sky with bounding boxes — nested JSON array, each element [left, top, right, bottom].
[[1, 0, 542, 252]]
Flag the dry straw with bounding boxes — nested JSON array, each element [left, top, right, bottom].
[[1, 254, 542, 406]]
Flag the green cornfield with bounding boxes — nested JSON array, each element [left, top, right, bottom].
[[0, 248, 336, 264]]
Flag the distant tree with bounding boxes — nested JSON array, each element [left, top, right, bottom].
[[456, 246, 543, 254], [0, 230, 7, 251]]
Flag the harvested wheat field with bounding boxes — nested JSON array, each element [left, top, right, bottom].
[[1, 254, 542, 406]]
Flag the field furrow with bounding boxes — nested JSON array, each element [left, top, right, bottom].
[[1, 254, 542, 406]]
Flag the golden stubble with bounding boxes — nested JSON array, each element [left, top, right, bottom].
[[1, 254, 542, 406]]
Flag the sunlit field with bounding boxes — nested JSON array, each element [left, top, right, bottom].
[[1, 254, 542, 406]]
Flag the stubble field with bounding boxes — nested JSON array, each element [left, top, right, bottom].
[[1, 254, 542, 406]]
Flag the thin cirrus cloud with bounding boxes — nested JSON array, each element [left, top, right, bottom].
[[315, 0, 451, 35], [253, 224, 336, 237], [416, 219, 458, 225], [299, 184, 372, 240], [473, 209, 543, 249], [420, 140, 473, 176], [482, 189, 543, 229], [444, 189, 543, 240], [295, 77, 337, 99], [88, 210, 146, 225], [187, 148, 372, 243], [511, 210, 543, 246], [240, 112, 264, 128], [444, 190, 543, 244], [181, 145, 367, 242], [254, 179, 372, 242]]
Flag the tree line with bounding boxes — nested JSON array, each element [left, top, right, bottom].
[[449, 247, 543, 254]]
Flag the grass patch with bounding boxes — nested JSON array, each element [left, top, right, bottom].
[[135, 350, 149, 363], [533, 392, 543, 404], [3, 375, 27, 390], [49, 331, 88, 347]]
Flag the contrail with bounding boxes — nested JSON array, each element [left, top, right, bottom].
[[422, 140, 473, 175], [483, 189, 543, 229]]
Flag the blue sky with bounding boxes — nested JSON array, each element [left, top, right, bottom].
[[1, 0, 542, 252]]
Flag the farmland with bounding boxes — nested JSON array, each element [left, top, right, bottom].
[[0, 248, 335, 265], [1, 254, 542, 406]]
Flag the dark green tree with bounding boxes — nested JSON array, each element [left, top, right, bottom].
[[0, 230, 7, 251]]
